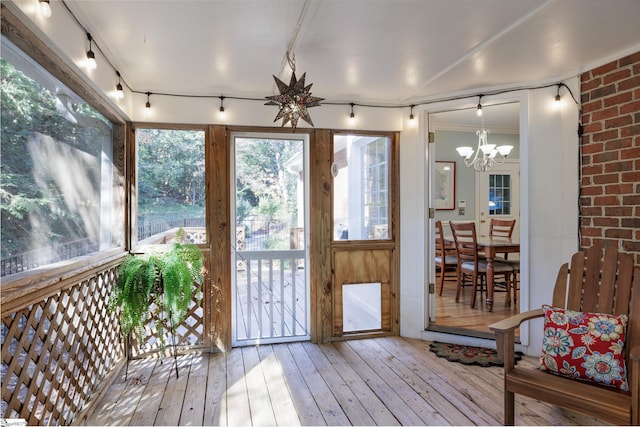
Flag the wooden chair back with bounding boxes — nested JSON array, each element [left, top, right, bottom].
[[435, 220, 457, 296], [491, 243, 640, 425], [552, 244, 638, 379], [435, 221, 456, 257], [450, 221, 479, 265], [489, 218, 516, 238], [435, 220, 446, 258]]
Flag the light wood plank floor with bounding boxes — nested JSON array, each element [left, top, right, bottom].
[[81, 336, 606, 426]]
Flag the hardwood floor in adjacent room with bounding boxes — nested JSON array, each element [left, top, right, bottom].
[[431, 271, 519, 338], [80, 336, 604, 426]]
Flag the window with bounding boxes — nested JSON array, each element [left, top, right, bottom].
[[489, 173, 511, 215], [1, 39, 117, 277], [333, 135, 391, 240], [135, 128, 205, 245]]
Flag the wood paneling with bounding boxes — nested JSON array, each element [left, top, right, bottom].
[[333, 249, 391, 335], [310, 129, 333, 343], [208, 125, 231, 351]]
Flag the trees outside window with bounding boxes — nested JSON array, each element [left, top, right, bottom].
[[1, 39, 116, 277], [135, 128, 205, 244]]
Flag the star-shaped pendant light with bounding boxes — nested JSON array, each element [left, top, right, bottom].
[[265, 52, 324, 131]]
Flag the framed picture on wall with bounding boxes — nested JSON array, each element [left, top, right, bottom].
[[435, 161, 456, 210]]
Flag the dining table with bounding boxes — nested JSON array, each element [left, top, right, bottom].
[[476, 236, 520, 311], [444, 234, 520, 312]]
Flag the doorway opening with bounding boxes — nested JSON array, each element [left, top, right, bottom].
[[231, 132, 310, 346], [427, 103, 521, 340]]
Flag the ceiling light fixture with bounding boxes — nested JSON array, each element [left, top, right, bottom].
[[555, 84, 562, 103], [145, 92, 151, 109], [409, 105, 415, 121], [86, 33, 97, 70], [39, 0, 51, 18], [476, 95, 483, 117], [456, 109, 513, 172], [219, 96, 225, 113], [115, 71, 124, 99], [265, 51, 324, 131], [349, 103, 355, 120]]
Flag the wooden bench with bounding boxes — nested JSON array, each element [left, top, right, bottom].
[[490, 244, 639, 425]]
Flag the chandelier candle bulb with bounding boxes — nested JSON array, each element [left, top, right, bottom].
[[479, 143, 495, 154], [456, 146, 474, 158], [497, 145, 513, 156]]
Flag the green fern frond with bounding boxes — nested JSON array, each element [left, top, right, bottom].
[[109, 227, 204, 346]]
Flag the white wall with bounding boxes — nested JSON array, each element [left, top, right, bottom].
[[10, 0, 581, 355]]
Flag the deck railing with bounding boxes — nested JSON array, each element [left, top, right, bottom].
[[234, 249, 308, 344], [0, 219, 304, 423], [1, 237, 99, 277], [1, 255, 125, 425], [0, 249, 211, 425]]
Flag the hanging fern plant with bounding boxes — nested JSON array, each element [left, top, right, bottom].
[[109, 228, 204, 345]]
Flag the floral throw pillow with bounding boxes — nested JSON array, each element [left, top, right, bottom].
[[539, 304, 628, 391]]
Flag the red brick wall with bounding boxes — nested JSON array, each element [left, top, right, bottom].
[[580, 51, 640, 265]]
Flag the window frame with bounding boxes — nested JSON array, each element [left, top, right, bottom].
[[0, 7, 127, 289], [332, 132, 394, 242], [130, 123, 210, 252]]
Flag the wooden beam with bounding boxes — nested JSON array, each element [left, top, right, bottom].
[[208, 125, 232, 351], [310, 129, 333, 343]]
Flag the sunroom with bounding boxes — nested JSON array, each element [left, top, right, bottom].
[[2, 0, 640, 425]]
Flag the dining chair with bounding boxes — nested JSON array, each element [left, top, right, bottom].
[[489, 218, 515, 239], [489, 218, 520, 305], [450, 221, 514, 309], [435, 220, 458, 296]]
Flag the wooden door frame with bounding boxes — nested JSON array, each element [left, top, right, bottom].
[[205, 126, 400, 348], [310, 130, 400, 343]]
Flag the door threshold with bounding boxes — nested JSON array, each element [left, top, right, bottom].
[[427, 324, 521, 343]]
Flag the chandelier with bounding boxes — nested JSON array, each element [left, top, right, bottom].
[[456, 113, 513, 172], [265, 51, 324, 131]]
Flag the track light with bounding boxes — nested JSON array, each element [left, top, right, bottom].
[[349, 103, 355, 120], [409, 105, 415, 121], [219, 96, 225, 113], [476, 95, 483, 117], [115, 71, 124, 100], [86, 33, 97, 70], [39, 0, 51, 18], [145, 92, 151, 109]]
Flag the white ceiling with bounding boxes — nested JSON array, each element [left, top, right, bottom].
[[66, 0, 640, 109]]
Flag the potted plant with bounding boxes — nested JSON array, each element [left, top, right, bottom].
[[109, 228, 204, 347]]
